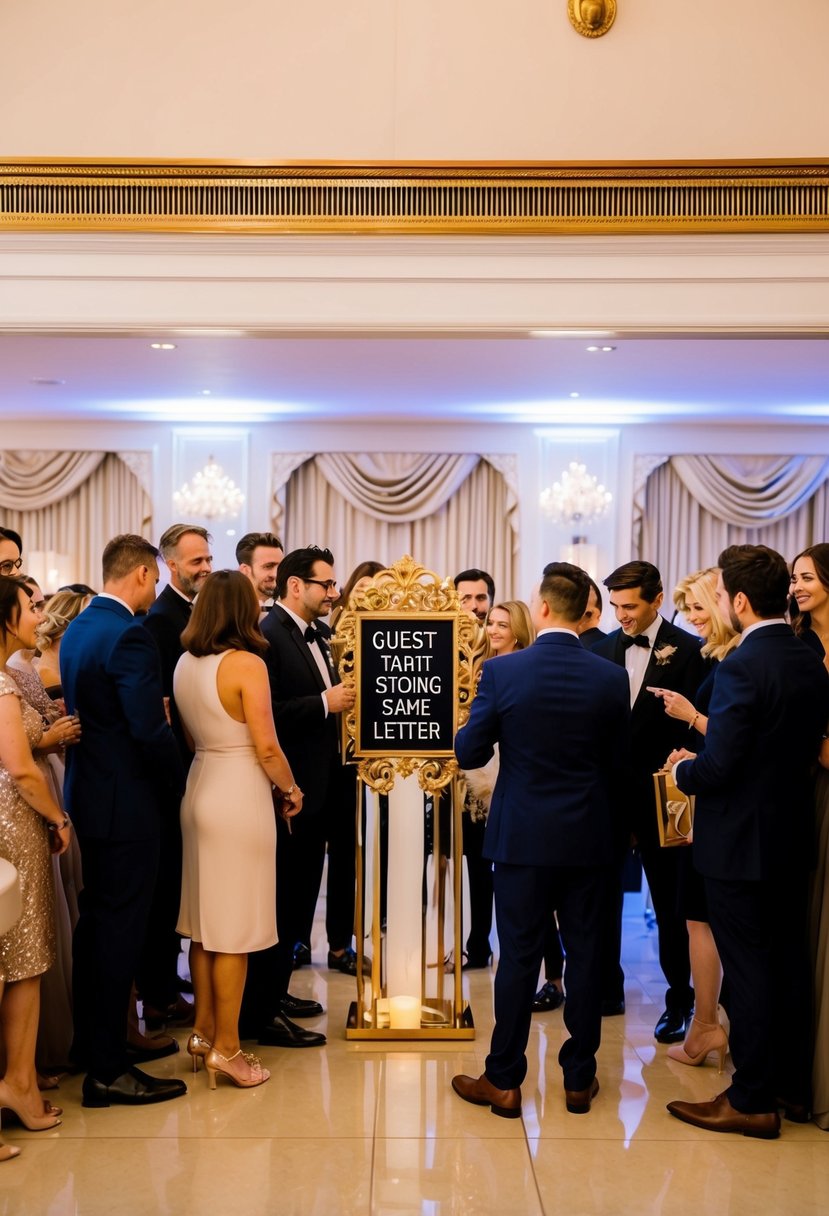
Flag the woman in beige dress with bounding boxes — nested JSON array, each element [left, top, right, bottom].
[[174, 571, 302, 1090], [0, 576, 73, 1149]]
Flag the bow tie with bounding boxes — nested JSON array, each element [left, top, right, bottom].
[[304, 625, 319, 644], [621, 634, 650, 650]]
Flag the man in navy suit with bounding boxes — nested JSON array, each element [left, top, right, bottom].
[[593, 561, 706, 1039], [139, 523, 212, 1027], [62, 534, 186, 1107], [452, 564, 630, 1118], [667, 545, 829, 1139]]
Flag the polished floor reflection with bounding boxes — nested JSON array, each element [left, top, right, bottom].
[[3, 898, 826, 1215]]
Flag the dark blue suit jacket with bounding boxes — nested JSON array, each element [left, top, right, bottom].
[[61, 596, 184, 841], [675, 623, 829, 881], [454, 631, 631, 868]]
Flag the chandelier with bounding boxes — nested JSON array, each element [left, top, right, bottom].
[[173, 456, 245, 521], [539, 461, 612, 525]]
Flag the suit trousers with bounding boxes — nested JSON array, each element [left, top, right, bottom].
[[705, 872, 812, 1113], [462, 813, 494, 962], [71, 833, 159, 1083], [135, 804, 183, 1008], [486, 862, 606, 1092], [241, 810, 328, 1031], [324, 762, 358, 953]]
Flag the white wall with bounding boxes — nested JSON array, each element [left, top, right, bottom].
[[1, 0, 827, 160]]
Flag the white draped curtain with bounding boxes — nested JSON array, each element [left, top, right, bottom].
[[0, 451, 152, 589], [274, 452, 520, 600], [638, 455, 829, 599]]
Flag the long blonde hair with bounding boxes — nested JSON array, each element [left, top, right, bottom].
[[35, 588, 93, 650], [673, 567, 738, 661], [489, 600, 536, 653]]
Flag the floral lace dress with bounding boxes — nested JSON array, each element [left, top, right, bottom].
[[0, 671, 55, 983]]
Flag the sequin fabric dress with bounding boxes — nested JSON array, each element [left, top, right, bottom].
[[0, 670, 56, 983]]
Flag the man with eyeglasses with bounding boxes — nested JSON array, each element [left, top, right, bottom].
[[0, 527, 24, 576], [240, 546, 356, 1049]]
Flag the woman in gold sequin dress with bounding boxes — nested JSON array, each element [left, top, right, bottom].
[[0, 576, 74, 1149]]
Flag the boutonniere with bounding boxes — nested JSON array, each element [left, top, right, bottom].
[[653, 644, 677, 667]]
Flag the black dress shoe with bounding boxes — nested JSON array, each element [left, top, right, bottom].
[[601, 998, 626, 1017], [126, 1036, 181, 1063], [654, 1007, 693, 1044], [292, 942, 312, 969], [142, 995, 195, 1031], [279, 993, 324, 1019], [532, 981, 564, 1012], [327, 947, 370, 976], [82, 1067, 187, 1108], [258, 1012, 326, 1048]]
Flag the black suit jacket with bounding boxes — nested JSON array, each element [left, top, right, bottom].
[[143, 584, 192, 768], [676, 624, 829, 881], [593, 618, 706, 842], [260, 605, 340, 818]]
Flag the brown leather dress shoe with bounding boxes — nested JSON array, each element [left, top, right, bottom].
[[451, 1073, 522, 1119], [564, 1076, 599, 1114], [667, 1091, 781, 1139]]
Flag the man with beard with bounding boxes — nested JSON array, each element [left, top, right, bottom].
[[454, 568, 498, 969], [236, 532, 284, 621], [667, 545, 829, 1138], [139, 524, 212, 1031]]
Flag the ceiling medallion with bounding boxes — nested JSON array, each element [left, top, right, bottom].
[[567, 0, 616, 38]]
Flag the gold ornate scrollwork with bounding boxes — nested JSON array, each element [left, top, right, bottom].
[[568, 0, 616, 38], [336, 555, 481, 793]]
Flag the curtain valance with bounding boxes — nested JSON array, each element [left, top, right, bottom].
[[0, 450, 107, 509], [313, 453, 480, 522], [670, 455, 829, 527]]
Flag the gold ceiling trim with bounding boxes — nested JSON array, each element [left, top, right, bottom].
[[0, 160, 827, 235]]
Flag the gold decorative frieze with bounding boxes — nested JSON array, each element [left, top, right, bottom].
[[0, 160, 827, 235]]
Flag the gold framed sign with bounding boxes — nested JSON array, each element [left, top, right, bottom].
[[335, 555, 483, 793]]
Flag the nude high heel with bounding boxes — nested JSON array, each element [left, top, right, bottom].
[[186, 1032, 213, 1074], [666, 1017, 729, 1073], [204, 1048, 270, 1090], [0, 1082, 61, 1131], [0, 1138, 21, 1163]]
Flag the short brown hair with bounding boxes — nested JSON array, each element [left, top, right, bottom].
[[235, 531, 283, 567], [102, 534, 160, 583], [181, 570, 267, 657]]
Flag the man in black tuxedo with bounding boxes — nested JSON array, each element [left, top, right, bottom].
[[241, 545, 356, 1046], [452, 564, 631, 1118], [593, 560, 706, 1041], [139, 523, 212, 1027], [62, 534, 187, 1106], [667, 545, 829, 1139]]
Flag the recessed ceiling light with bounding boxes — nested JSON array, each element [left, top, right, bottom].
[[201, 389, 212, 395], [569, 392, 581, 398], [30, 377, 66, 385], [586, 346, 600, 352], [150, 342, 177, 350], [601, 345, 616, 352]]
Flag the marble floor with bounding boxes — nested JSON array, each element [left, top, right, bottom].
[[2, 900, 826, 1216]]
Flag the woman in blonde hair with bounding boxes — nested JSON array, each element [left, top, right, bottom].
[[33, 588, 94, 703], [649, 567, 739, 1071]]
